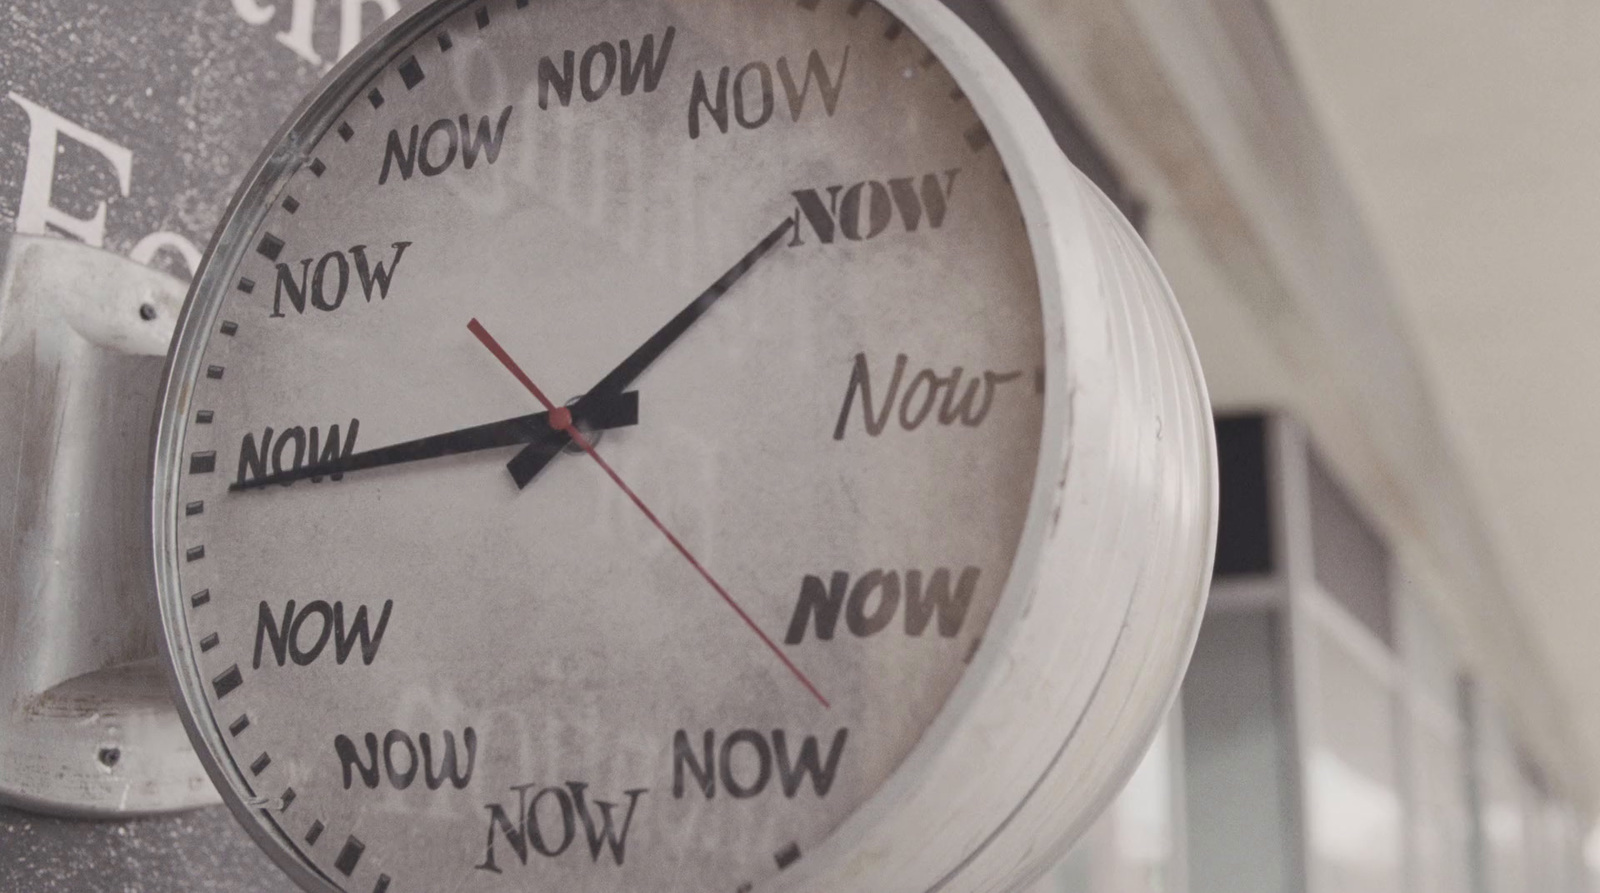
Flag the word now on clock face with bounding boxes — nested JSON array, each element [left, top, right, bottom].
[[163, 1, 1046, 892]]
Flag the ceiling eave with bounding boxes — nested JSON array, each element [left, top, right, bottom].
[[991, 0, 1596, 811]]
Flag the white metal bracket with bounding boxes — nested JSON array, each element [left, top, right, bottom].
[[0, 233, 218, 816]]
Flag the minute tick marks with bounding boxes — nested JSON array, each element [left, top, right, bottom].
[[156, 3, 1071, 891]]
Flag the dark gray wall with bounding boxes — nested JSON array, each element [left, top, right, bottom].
[[0, 805, 293, 893]]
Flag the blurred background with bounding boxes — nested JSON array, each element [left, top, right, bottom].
[[995, 0, 1600, 891], [3, 0, 1596, 890]]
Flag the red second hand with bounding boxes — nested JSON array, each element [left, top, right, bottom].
[[467, 318, 830, 709]]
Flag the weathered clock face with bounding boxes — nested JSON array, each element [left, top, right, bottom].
[[157, 1, 1046, 890]]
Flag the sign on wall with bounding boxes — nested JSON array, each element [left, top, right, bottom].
[[1, 1, 412, 281]]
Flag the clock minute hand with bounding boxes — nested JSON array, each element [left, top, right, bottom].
[[469, 318, 828, 708], [229, 391, 639, 491], [506, 217, 795, 489]]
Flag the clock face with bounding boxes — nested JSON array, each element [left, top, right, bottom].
[[155, 1, 1047, 890]]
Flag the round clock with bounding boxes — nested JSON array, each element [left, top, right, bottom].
[[151, 1, 1217, 891]]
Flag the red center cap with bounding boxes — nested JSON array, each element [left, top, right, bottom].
[[549, 406, 574, 432]]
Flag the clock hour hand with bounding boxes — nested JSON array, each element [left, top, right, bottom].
[[469, 318, 829, 708], [229, 391, 638, 491], [505, 218, 795, 489]]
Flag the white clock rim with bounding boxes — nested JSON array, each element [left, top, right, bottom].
[[763, 2, 1214, 891]]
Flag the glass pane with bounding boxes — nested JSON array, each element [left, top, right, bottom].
[[1183, 611, 1298, 893], [1026, 839, 1096, 893], [1305, 625, 1405, 893], [1410, 722, 1472, 893], [1026, 720, 1181, 893], [1399, 592, 1459, 711], [1480, 743, 1528, 891], [1308, 449, 1392, 646], [1107, 722, 1179, 893]]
